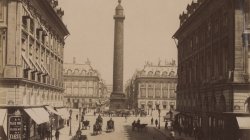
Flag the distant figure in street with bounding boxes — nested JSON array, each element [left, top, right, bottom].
[[169, 131, 175, 140], [132, 120, 136, 131], [155, 119, 158, 127], [81, 115, 84, 122], [55, 129, 60, 140], [46, 130, 50, 140], [177, 123, 182, 136], [151, 118, 154, 125], [137, 118, 140, 124], [125, 115, 127, 122], [94, 111, 96, 116], [76, 114, 78, 120], [67, 119, 69, 126]]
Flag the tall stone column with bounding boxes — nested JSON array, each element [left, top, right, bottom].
[[110, 0, 126, 110]]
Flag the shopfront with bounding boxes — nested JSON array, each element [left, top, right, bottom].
[[0, 106, 50, 140], [0, 105, 66, 140], [56, 107, 70, 129], [45, 106, 62, 130]]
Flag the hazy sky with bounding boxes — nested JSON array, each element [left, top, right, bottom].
[[59, 0, 191, 84]]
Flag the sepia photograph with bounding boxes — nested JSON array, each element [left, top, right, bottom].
[[0, 0, 250, 140]]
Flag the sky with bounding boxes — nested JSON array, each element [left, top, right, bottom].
[[59, 0, 191, 85]]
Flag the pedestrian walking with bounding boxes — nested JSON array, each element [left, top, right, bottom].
[[55, 129, 60, 140], [125, 115, 127, 122], [67, 119, 70, 126], [46, 130, 50, 140], [151, 118, 154, 125], [76, 114, 78, 120], [81, 115, 84, 122], [132, 120, 136, 131], [177, 123, 182, 136], [169, 131, 175, 140], [155, 119, 158, 127], [137, 118, 140, 124]]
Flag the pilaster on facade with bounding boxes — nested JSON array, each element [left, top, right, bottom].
[[0, 0, 68, 106]]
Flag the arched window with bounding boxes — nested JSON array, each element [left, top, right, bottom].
[[169, 71, 175, 77], [155, 71, 160, 76], [74, 69, 79, 75], [148, 71, 153, 76], [89, 71, 93, 76], [81, 70, 86, 76], [67, 69, 72, 75], [162, 71, 168, 77], [141, 70, 146, 76]]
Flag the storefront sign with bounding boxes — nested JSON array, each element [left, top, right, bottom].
[[8, 116, 22, 140]]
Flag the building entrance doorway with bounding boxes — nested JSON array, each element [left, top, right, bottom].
[[156, 105, 159, 110], [73, 99, 79, 108]]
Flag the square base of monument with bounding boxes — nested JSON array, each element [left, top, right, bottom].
[[109, 99, 126, 110], [109, 93, 126, 110]]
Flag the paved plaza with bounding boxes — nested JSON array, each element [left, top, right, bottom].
[[51, 109, 176, 140]]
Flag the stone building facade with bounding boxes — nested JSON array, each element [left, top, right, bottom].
[[126, 60, 177, 112], [0, 0, 69, 107], [173, 0, 250, 140], [63, 59, 107, 110]]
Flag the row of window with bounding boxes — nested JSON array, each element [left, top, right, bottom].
[[64, 69, 96, 76], [65, 87, 97, 96], [139, 70, 176, 77]]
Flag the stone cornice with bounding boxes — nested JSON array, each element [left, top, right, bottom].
[[21, 0, 69, 39], [0, 78, 64, 91]]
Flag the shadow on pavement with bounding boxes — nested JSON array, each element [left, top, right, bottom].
[[122, 125, 166, 140]]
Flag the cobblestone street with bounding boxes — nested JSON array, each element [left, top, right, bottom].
[[53, 110, 169, 140]]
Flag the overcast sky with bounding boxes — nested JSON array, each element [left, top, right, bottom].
[[59, 0, 191, 85]]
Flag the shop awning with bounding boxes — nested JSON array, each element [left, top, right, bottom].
[[56, 108, 69, 119], [32, 108, 49, 123], [0, 109, 7, 126], [45, 106, 61, 116], [236, 117, 250, 129], [24, 108, 44, 125]]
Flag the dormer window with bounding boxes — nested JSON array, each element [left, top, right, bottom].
[[30, 19, 34, 34], [22, 15, 30, 30]]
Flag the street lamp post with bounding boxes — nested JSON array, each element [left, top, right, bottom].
[[69, 109, 72, 136], [78, 107, 82, 130], [158, 109, 161, 129], [49, 114, 55, 140]]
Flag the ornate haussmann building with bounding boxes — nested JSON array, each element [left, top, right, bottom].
[[126, 61, 177, 113], [0, 0, 70, 139], [0, 0, 69, 107], [63, 59, 108, 111], [173, 0, 250, 140]]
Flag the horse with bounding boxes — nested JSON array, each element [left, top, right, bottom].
[[93, 123, 102, 135]]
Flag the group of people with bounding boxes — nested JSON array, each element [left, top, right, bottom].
[[151, 118, 159, 128]]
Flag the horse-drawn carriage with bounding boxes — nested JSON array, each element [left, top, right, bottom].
[[93, 115, 103, 135], [71, 130, 87, 140], [106, 119, 115, 132], [132, 121, 148, 132], [82, 120, 90, 130]]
